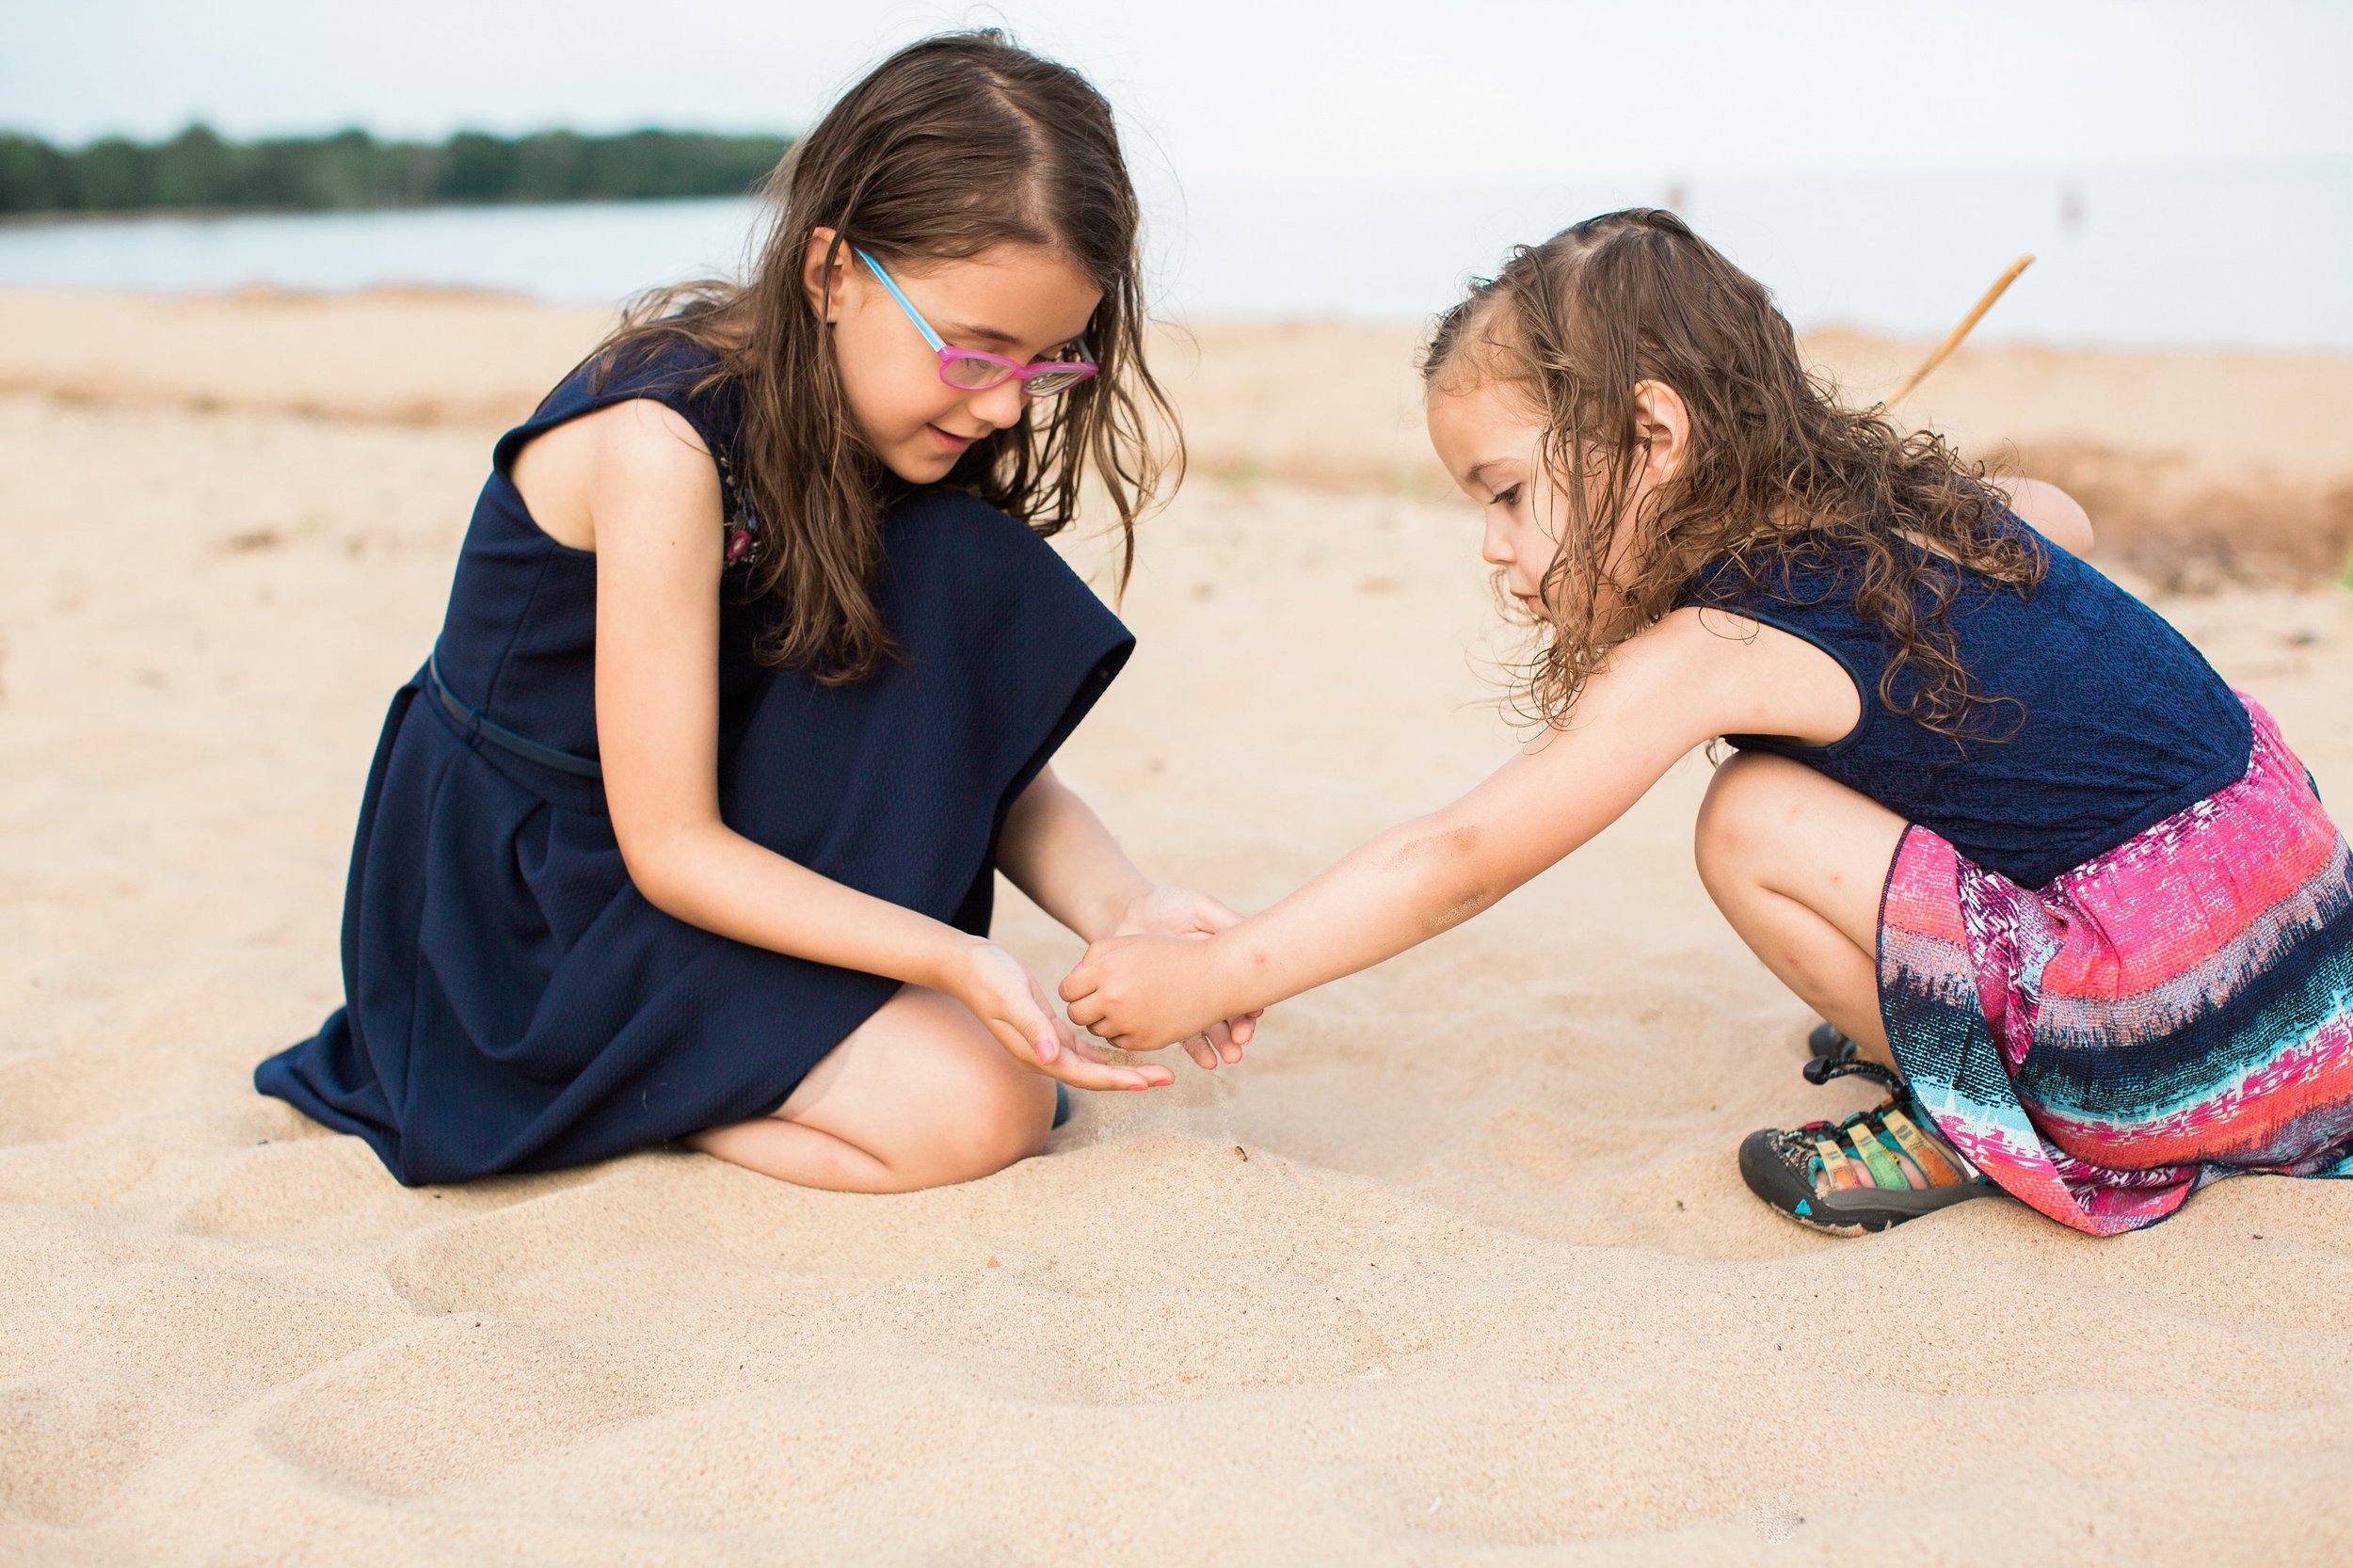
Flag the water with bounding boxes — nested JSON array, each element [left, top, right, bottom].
[[2, 162, 2347, 349]]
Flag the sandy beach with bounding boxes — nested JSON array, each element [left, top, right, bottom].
[[3, 286, 2350, 1565]]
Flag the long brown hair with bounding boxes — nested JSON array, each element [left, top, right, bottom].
[[594, 29, 1178, 680], [1423, 208, 2042, 738]]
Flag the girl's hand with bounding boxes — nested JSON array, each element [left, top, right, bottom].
[[945, 939, 1175, 1093], [1060, 934, 1241, 1058], [1108, 885, 1264, 1069]]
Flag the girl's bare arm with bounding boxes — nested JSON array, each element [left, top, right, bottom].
[[1993, 476, 2094, 556], [997, 764, 1261, 1065], [1062, 609, 1816, 1050], [571, 399, 1169, 1090], [995, 765, 1153, 943]]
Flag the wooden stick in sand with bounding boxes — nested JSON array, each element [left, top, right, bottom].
[[1883, 253, 2036, 408]]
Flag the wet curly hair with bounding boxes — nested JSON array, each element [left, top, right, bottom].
[[1423, 208, 2043, 738]]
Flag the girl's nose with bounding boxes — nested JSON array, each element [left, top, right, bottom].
[[1481, 516, 1514, 568], [968, 378, 1027, 432]]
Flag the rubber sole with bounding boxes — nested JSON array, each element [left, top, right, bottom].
[[1737, 1128, 1996, 1235]]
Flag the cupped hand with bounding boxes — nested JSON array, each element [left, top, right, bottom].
[[947, 939, 1174, 1093], [1107, 885, 1264, 1070], [1059, 932, 1241, 1058]]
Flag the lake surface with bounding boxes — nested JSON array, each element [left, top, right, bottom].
[[3, 162, 2347, 349]]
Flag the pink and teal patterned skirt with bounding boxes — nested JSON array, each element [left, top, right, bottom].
[[1879, 695, 2353, 1235]]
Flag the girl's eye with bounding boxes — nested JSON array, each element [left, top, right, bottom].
[[1491, 486, 1522, 508]]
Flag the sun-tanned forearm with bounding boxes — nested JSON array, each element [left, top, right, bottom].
[[625, 817, 988, 991], [1196, 809, 1511, 1017], [1059, 793, 1567, 1050], [994, 766, 1154, 943], [1060, 618, 1737, 1051]]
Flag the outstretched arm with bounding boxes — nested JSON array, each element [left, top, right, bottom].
[[997, 764, 1259, 1067], [1061, 611, 1762, 1051]]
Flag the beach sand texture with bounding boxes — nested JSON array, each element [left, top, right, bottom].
[[3, 288, 2350, 1565]]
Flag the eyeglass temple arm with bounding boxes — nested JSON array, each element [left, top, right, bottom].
[[852, 248, 947, 353]]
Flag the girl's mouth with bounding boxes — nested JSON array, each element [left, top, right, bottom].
[[925, 424, 977, 455]]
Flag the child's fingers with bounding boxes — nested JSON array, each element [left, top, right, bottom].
[[984, 986, 1070, 1070], [1003, 997, 1063, 1067], [1192, 894, 1249, 934], [1049, 1045, 1176, 1092], [1179, 1032, 1220, 1072], [980, 1016, 1052, 1070], [1198, 1020, 1241, 1066], [1060, 1033, 1122, 1066], [1061, 1033, 1176, 1088], [983, 1016, 1170, 1091], [1028, 977, 1084, 1064], [1063, 1055, 1175, 1092]]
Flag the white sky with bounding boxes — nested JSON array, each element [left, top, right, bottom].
[[4, 0, 2350, 181]]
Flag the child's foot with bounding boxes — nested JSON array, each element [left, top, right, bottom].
[[1741, 1050, 1995, 1234]]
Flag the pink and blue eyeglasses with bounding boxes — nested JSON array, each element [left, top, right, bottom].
[[855, 247, 1098, 398]]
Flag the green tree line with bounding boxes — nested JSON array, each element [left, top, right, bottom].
[[0, 124, 793, 216]]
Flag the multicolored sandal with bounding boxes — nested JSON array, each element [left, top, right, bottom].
[[1739, 1050, 1996, 1234]]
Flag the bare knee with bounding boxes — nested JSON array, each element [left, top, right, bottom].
[[931, 1054, 1055, 1183], [1694, 750, 1808, 896], [886, 997, 1056, 1186]]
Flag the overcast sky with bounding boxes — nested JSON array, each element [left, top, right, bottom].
[[5, 0, 2350, 182]]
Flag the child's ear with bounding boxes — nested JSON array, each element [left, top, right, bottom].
[[1630, 379, 1691, 483], [802, 227, 853, 324]]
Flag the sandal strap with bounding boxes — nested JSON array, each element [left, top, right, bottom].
[[1801, 1046, 1904, 1094], [1846, 1120, 1912, 1189], [1880, 1105, 1972, 1185], [1801, 1095, 1982, 1195]]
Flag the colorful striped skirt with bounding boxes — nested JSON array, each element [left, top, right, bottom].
[[1879, 695, 2353, 1235]]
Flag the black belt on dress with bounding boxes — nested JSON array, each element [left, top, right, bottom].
[[426, 652, 604, 780]]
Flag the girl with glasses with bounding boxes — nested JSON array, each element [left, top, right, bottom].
[[258, 31, 1254, 1192]]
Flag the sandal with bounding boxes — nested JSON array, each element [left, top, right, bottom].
[[1739, 1050, 1996, 1234], [1803, 1021, 1859, 1077]]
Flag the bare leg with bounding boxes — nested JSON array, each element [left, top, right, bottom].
[[1693, 752, 1911, 1071], [685, 984, 1058, 1193]]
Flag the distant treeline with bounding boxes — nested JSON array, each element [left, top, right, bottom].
[[0, 124, 793, 217]]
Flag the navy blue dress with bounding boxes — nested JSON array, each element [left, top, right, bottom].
[[256, 337, 1134, 1185]]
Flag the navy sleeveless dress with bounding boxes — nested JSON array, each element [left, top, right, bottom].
[[1684, 514, 2353, 1233], [256, 336, 1134, 1185]]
